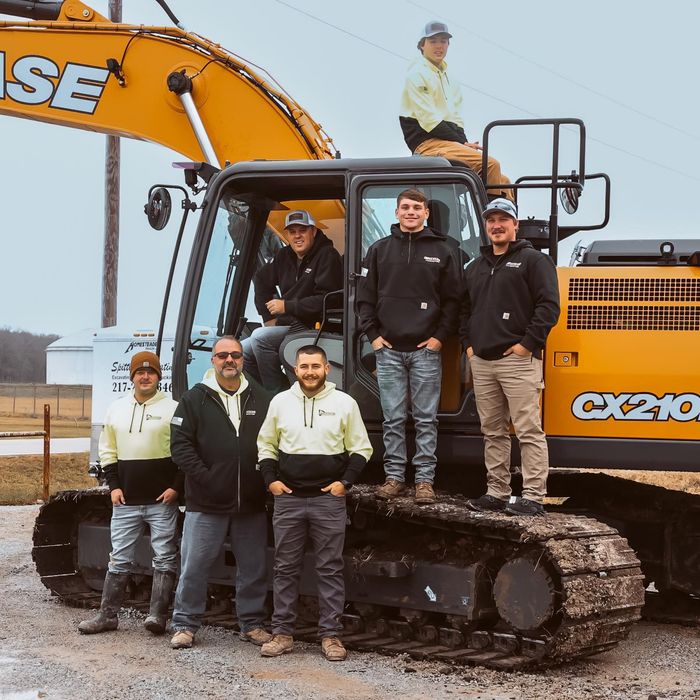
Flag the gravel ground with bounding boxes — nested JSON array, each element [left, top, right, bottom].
[[1, 505, 699, 700]]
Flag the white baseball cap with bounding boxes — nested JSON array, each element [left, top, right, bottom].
[[482, 198, 518, 220], [284, 210, 316, 229]]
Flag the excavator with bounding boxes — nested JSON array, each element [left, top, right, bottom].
[[2, 0, 698, 670]]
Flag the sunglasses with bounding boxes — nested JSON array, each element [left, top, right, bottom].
[[213, 351, 243, 360]]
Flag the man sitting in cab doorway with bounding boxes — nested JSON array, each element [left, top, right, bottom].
[[242, 210, 343, 393]]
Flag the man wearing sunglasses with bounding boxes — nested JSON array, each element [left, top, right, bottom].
[[169, 336, 272, 649]]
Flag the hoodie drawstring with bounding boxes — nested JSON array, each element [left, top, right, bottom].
[[128, 403, 137, 433], [302, 396, 316, 428]]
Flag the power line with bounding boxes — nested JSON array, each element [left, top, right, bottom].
[[270, 0, 700, 181], [405, 0, 700, 143]]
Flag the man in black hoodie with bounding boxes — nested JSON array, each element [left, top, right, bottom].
[[243, 209, 343, 392], [460, 199, 560, 516], [357, 188, 459, 505], [169, 336, 272, 649]]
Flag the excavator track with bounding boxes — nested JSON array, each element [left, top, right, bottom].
[[32, 486, 645, 670]]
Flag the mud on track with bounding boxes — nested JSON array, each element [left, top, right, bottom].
[[2, 505, 700, 700]]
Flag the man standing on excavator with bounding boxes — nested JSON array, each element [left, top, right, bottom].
[[78, 352, 181, 636], [400, 21, 514, 202], [357, 188, 459, 505], [460, 199, 560, 516]]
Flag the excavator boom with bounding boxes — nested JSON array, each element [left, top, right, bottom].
[[0, 2, 336, 164]]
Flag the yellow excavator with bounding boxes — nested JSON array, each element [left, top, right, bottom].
[[2, 0, 699, 670]]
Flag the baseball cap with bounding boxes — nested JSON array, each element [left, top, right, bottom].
[[130, 351, 162, 380], [482, 198, 518, 221], [420, 21, 452, 40], [284, 210, 316, 229]]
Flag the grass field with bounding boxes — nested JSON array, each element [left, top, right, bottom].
[[0, 386, 91, 420], [0, 453, 95, 505], [0, 414, 90, 438]]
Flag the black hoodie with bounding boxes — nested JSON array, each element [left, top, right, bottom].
[[253, 230, 343, 328], [170, 376, 271, 514], [459, 240, 560, 360], [357, 224, 459, 352]]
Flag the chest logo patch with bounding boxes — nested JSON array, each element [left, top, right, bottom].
[[171, 416, 183, 426], [420, 302, 428, 310], [503, 312, 510, 320], [424, 256, 441, 263], [145, 414, 162, 421], [505, 262, 522, 268], [318, 409, 336, 416], [246, 410, 256, 416], [304, 267, 312, 274]]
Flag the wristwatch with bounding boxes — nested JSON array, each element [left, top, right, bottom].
[[341, 480, 353, 491]]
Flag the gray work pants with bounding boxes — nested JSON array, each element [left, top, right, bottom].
[[271, 493, 347, 638]]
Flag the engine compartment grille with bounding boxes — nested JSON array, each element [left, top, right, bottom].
[[569, 277, 700, 302], [567, 305, 700, 331]]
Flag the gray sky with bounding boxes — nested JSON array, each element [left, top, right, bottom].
[[1, 0, 699, 336]]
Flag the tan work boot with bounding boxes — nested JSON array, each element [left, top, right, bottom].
[[261, 634, 294, 657], [170, 629, 195, 649], [375, 479, 406, 500], [321, 636, 347, 661], [239, 627, 273, 646], [414, 482, 436, 505]]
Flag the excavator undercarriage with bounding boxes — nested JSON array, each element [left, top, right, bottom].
[[33, 485, 646, 669]]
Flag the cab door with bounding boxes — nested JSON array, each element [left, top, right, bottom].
[[344, 172, 487, 442]]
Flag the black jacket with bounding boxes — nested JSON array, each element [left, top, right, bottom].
[[357, 224, 459, 352], [170, 377, 271, 514], [459, 240, 560, 360], [399, 116, 468, 153], [253, 230, 343, 328]]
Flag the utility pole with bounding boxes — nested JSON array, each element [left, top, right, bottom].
[[102, 0, 122, 327]]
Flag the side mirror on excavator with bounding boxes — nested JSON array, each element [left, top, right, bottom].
[[144, 186, 172, 230]]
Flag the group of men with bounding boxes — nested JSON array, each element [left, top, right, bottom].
[[77, 18, 561, 659], [80, 340, 370, 664]]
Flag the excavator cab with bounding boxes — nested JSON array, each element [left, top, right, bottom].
[[172, 157, 488, 473]]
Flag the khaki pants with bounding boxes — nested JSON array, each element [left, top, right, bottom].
[[415, 138, 514, 202], [469, 354, 548, 502]]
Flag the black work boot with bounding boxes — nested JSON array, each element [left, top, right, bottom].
[[144, 570, 177, 635], [78, 572, 129, 634]]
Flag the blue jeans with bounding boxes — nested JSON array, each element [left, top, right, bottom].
[[171, 511, 268, 633], [242, 325, 290, 391], [375, 347, 442, 484], [108, 503, 179, 574], [271, 494, 347, 638]]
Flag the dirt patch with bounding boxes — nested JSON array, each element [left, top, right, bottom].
[[0, 453, 93, 504], [599, 469, 700, 495]]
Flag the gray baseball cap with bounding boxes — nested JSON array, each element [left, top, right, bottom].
[[482, 198, 518, 220], [284, 210, 316, 229], [420, 21, 452, 40]]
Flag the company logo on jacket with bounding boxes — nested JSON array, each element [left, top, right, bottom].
[[318, 409, 336, 416], [424, 256, 441, 263], [505, 262, 522, 268]]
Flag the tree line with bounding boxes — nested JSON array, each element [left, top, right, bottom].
[[0, 328, 59, 383]]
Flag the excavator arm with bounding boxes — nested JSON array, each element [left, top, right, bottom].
[[0, 0, 336, 165]]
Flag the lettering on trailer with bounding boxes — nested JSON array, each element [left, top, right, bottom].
[[571, 391, 700, 422], [0, 52, 109, 115]]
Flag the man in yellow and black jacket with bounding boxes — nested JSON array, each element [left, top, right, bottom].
[[78, 351, 181, 636], [256, 345, 372, 662]]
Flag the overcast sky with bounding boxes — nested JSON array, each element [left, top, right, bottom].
[[1, 0, 699, 336]]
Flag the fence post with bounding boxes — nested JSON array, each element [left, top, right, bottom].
[[56, 386, 60, 418], [82, 388, 86, 419], [12, 385, 17, 414], [43, 403, 51, 502], [33, 385, 37, 416]]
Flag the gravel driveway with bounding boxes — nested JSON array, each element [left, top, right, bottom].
[[1, 505, 699, 700]]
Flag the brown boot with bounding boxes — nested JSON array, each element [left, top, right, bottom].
[[375, 480, 406, 500], [321, 636, 347, 661], [414, 482, 436, 505], [239, 627, 273, 646], [261, 634, 294, 657], [170, 629, 195, 649]]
